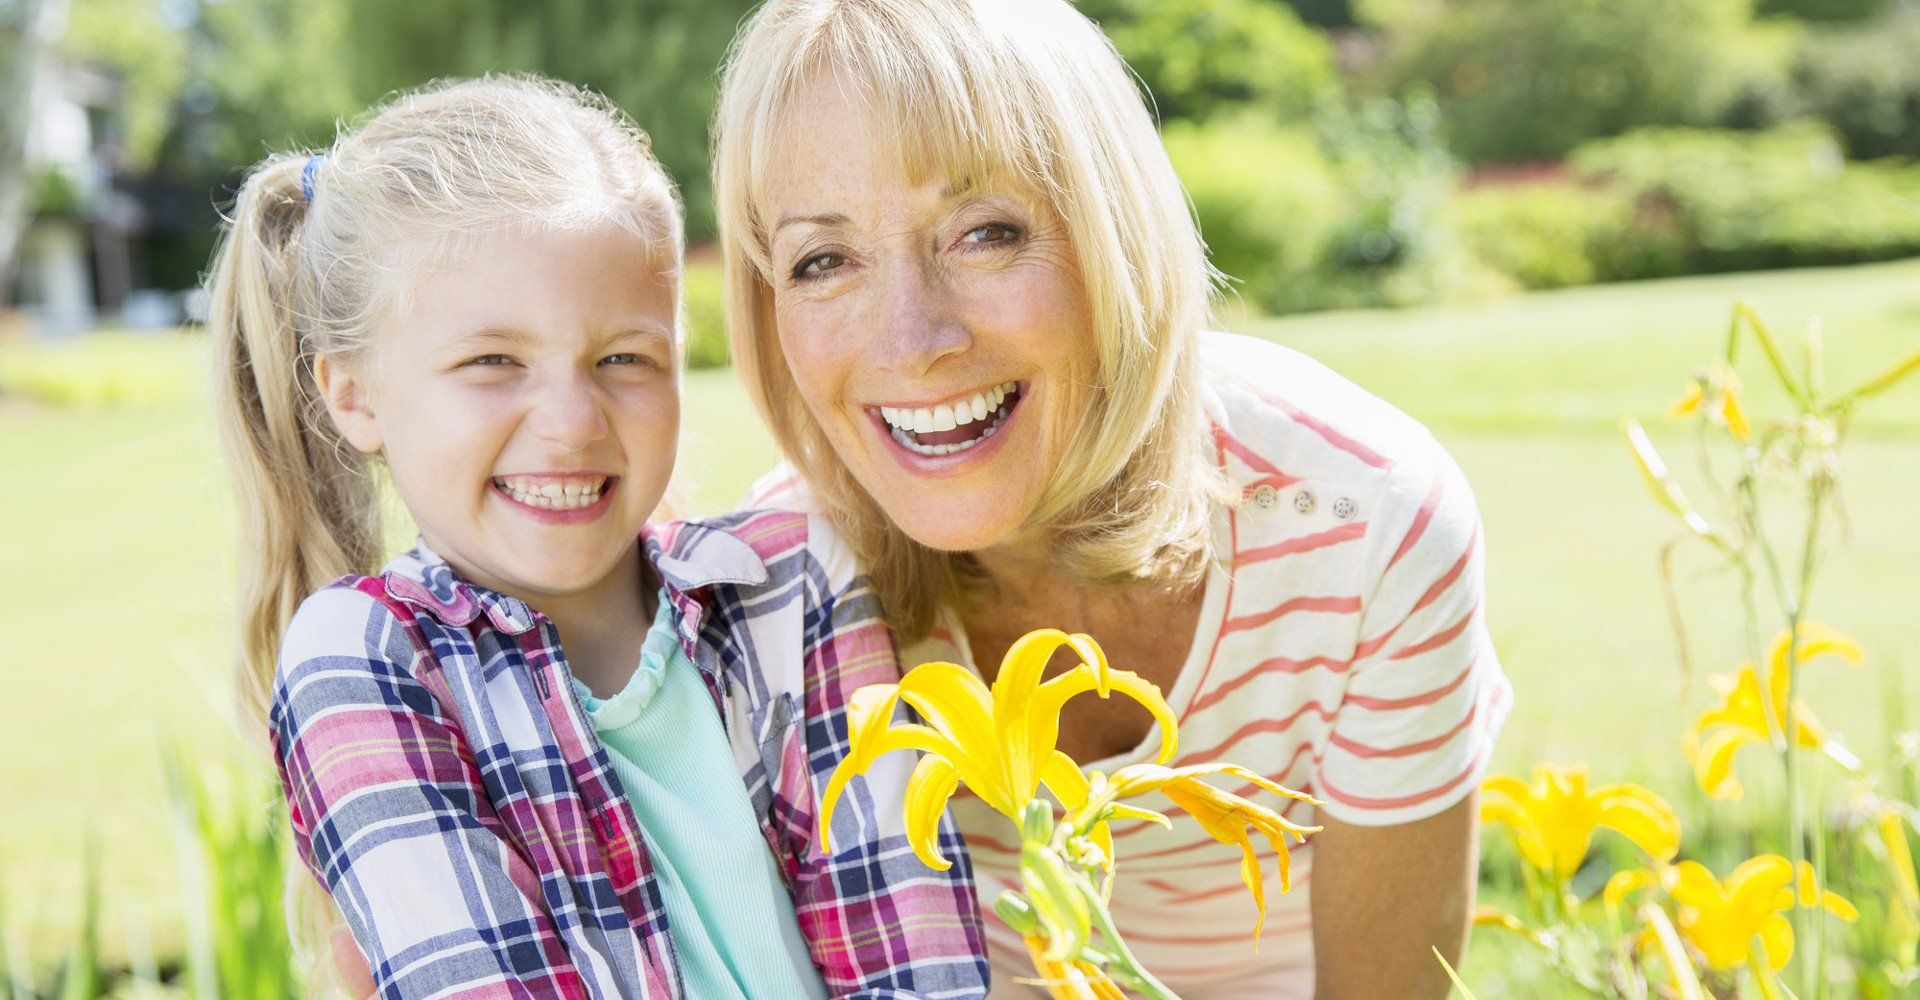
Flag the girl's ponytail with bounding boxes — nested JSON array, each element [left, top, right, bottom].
[[208, 153, 381, 741]]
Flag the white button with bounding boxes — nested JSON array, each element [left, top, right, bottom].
[[1332, 497, 1357, 520], [1293, 489, 1316, 514], [1251, 484, 1278, 509]]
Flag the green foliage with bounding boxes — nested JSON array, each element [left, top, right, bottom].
[[1373, 0, 1770, 164], [336, 0, 757, 238], [1166, 97, 1460, 314], [0, 330, 200, 407], [1079, 0, 1339, 122], [1757, 0, 1900, 22], [1451, 179, 1689, 290], [1791, 6, 1920, 161], [683, 261, 729, 371], [166, 752, 301, 999], [30, 168, 82, 218], [1573, 123, 1920, 273]]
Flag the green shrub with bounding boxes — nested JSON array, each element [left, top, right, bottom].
[[1452, 179, 1690, 289], [1080, 0, 1339, 123], [1573, 123, 1920, 272], [1166, 99, 1461, 315], [1373, 0, 1769, 164], [1792, 7, 1920, 161], [682, 261, 729, 371], [1163, 119, 1342, 311]]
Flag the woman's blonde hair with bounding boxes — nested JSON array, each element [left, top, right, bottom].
[[205, 74, 681, 992], [714, 0, 1230, 641]]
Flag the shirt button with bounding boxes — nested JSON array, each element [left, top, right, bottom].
[[1332, 497, 1357, 520], [1293, 489, 1316, 515], [1251, 484, 1278, 509]]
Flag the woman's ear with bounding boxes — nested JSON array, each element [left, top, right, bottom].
[[314, 354, 383, 455]]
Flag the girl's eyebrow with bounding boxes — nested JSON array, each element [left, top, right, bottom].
[[451, 326, 531, 347]]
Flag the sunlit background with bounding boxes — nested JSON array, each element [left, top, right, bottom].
[[3, 0, 1918, 995]]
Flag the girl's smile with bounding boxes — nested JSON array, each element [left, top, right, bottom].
[[489, 472, 621, 524]]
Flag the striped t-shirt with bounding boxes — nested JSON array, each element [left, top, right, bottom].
[[749, 331, 1512, 998]]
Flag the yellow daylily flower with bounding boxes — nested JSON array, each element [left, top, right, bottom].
[[1687, 622, 1864, 800], [1664, 855, 1856, 972], [1018, 934, 1128, 1000], [1480, 763, 1681, 883], [1079, 762, 1321, 943], [1671, 364, 1752, 442], [818, 629, 1179, 871]]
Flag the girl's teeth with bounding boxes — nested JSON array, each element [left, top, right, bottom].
[[495, 477, 606, 510]]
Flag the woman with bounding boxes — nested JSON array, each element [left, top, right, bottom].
[[712, 0, 1512, 997]]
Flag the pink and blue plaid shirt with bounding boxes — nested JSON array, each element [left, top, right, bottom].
[[270, 509, 990, 999]]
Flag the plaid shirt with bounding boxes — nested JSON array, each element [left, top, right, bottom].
[[270, 510, 990, 999]]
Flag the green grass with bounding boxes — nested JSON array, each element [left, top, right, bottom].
[[2, 258, 1917, 975]]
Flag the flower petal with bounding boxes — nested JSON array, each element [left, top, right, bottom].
[[1594, 783, 1682, 863], [903, 754, 963, 871]]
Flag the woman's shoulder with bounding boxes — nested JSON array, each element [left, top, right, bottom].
[[1200, 330, 1459, 498]]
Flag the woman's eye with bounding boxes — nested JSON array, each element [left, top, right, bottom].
[[464, 354, 514, 367], [792, 252, 847, 281], [961, 222, 1022, 246], [600, 352, 660, 368]]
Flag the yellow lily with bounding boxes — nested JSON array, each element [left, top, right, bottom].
[[1620, 419, 1716, 538], [818, 629, 1179, 871], [1664, 855, 1856, 972], [1671, 364, 1752, 442], [1480, 763, 1681, 883], [1018, 935, 1128, 999], [1076, 762, 1322, 943], [1687, 622, 1863, 800]]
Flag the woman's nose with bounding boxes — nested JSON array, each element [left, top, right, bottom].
[[877, 260, 971, 379], [525, 372, 610, 451]]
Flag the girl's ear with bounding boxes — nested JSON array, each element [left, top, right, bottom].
[[314, 354, 384, 455]]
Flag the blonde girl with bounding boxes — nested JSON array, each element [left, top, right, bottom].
[[210, 75, 988, 998]]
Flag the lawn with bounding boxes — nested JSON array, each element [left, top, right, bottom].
[[3, 257, 1918, 973]]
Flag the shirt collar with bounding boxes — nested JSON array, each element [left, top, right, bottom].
[[380, 522, 770, 636]]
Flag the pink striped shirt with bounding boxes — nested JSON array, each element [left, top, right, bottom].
[[750, 331, 1511, 998]]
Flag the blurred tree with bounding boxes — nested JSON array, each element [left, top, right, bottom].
[[1757, 0, 1900, 22], [1370, 0, 1776, 164], [1792, 5, 1920, 160], [1270, 0, 1355, 29], [1079, 0, 1339, 123], [337, 0, 757, 237]]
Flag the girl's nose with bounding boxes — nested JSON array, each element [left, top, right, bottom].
[[525, 373, 610, 451], [877, 261, 971, 379]]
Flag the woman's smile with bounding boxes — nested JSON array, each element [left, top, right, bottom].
[[866, 380, 1027, 472]]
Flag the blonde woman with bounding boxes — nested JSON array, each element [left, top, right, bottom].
[[714, 1, 1512, 996]]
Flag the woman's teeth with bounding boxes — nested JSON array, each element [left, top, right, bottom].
[[878, 381, 1019, 457], [492, 476, 607, 510]]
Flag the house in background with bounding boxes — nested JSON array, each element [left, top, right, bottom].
[[9, 53, 149, 337]]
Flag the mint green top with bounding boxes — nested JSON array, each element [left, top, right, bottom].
[[569, 591, 829, 1000]]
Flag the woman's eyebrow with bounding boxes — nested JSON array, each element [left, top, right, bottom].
[[774, 211, 850, 235]]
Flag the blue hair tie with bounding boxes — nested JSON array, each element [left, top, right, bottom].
[[300, 154, 325, 203]]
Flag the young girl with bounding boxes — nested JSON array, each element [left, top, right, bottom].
[[208, 76, 989, 998]]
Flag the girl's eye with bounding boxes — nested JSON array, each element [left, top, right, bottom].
[[792, 252, 847, 281], [464, 354, 514, 367], [961, 222, 1023, 246], [600, 352, 661, 368]]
